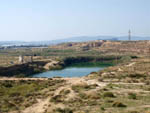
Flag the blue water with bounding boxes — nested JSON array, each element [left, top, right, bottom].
[[33, 67, 104, 78]]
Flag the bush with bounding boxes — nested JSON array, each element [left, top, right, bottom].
[[50, 95, 63, 103], [103, 92, 115, 98], [112, 101, 126, 107], [128, 73, 145, 78], [119, 56, 132, 63], [60, 89, 71, 95], [2, 82, 13, 88], [9, 92, 21, 97], [100, 107, 105, 111], [78, 92, 100, 100], [128, 93, 137, 99], [71, 83, 94, 92], [54, 108, 73, 113]]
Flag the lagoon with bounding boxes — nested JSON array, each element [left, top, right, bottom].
[[33, 62, 112, 78]]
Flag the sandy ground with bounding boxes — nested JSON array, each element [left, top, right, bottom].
[[2, 76, 149, 113], [8, 77, 106, 113], [2, 76, 146, 113], [22, 98, 49, 113]]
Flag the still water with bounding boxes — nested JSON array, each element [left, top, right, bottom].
[[33, 62, 112, 78]]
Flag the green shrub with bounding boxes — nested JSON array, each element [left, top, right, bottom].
[[71, 83, 92, 92], [112, 101, 126, 107], [128, 73, 145, 78], [128, 93, 137, 99], [60, 89, 71, 95], [119, 56, 132, 63], [2, 82, 13, 88], [54, 107, 73, 113], [100, 107, 105, 111], [103, 92, 115, 98], [50, 95, 63, 103]]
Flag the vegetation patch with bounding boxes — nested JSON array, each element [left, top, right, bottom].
[[53, 107, 73, 113], [112, 101, 127, 107], [0, 79, 65, 112], [71, 83, 97, 93], [128, 93, 137, 100], [60, 89, 71, 95], [102, 92, 115, 98]]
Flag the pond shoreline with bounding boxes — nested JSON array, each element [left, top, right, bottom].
[[32, 65, 107, 78], [0, 56, 127, 77]]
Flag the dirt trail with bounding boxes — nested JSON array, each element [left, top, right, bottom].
[[21, 77, 107, 113], [8, 76, 129, 113], [7, 76, 147, 113], [21, 78, 80, 113], [22, 98, 49, 113]]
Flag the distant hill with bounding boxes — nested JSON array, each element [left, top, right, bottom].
[[49, 35, 150, 44], [50, 36, 118, 44], [119, 36, 150, 41], [0, 36, 149, 46]]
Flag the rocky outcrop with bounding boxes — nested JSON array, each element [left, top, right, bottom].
[[0, 61, 48, 77], [44, 60, 63, 70]]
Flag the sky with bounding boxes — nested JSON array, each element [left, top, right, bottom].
[[0, 0, 149, 41]]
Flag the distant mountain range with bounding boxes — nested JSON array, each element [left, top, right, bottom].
[[0, 36, 149, 47]]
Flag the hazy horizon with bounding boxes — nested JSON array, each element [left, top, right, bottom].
[[0, 0, 149, 41], [0, 35, 150, 42]]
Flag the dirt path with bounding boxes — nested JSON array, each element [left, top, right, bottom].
[[21, 78, 79, 113], [21, 77, 108, 113], [22, 98, 50, 113], [10, 77, 143, 113]]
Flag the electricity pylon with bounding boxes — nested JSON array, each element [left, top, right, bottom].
[[128, 30, 131, 41]]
